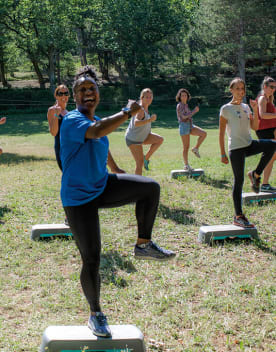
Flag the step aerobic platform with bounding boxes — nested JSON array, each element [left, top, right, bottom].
[[31, 224, 72, 241], [198, 224, 259, 244], [242, 191, 276, 205], [39, 325, 146, 352], [171, 168, 204, 179]]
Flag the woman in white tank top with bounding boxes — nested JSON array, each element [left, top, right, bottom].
[[125, 88, 163, 175]]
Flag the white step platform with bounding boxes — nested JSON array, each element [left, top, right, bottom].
[[198, 224, 259, 244], [242, 191, 276, 205], [39, 325, 145, 352], [31, 224, 72, 241], [171, 168, 204, 179]]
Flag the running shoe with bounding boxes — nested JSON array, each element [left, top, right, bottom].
[[88, 312, 111, 338], [260, 184, 276, 193], [248, 171, 261, 193], [233, 214, 255, 228], [144, 156, 150, 170], [134, 241, 176, 261], [192, 147, 201, 158]]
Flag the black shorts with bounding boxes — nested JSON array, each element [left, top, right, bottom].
[[256, 128, 275, 140]]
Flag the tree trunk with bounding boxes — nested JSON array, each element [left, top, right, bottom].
[[98, 51, 110, 81], [113, 58, 127, 83], [237, 19, 246, 82], [76, 28, 87, 66], [126, 64, 136, 97], [56, 51, 61, 85], [48, 47, 56, 93], [237, 18, 246, 102], [0, 52, 10, 88], [29, 53, 45, 89]]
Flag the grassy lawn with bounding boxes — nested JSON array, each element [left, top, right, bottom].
[[0, 107, 275, 352]]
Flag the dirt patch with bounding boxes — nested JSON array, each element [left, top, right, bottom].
[[0, 80, 50, 88]]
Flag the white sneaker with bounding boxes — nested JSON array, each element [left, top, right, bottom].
[[183, 164, 194, 172], [192, 147, 200, 158]]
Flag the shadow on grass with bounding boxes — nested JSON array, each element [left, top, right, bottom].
[[0, 152, 52, 165], [100, 250, 137, 287], [0, 206, 12, 224], [197, 174, 231, 190], [210, 238, 276, 255], [253, 239, 276, 256], [0, 114, 49, 136], [37, 241, 136, 287], [1, 107, 219, 136], [104, 106, 219, 132], [159, 203, 199, 225]]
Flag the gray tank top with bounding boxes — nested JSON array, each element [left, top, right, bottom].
[[125, 108, 151, 142]]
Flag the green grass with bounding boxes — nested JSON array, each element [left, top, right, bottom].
[[0, 108, 275, 352]]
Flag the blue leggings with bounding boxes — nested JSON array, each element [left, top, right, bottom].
[[64, 173, 160, 312], [229, 139, 276, 215]]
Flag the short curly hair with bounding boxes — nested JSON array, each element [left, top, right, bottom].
[[73, 65, 98, 93]]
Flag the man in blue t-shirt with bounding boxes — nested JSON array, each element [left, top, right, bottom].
[[59, 65, 176, 339]]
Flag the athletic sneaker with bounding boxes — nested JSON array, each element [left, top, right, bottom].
[[183, 164, 194, 172], [248, 171, 261, 193], [233, 214, 255, 228], [88, 312, 111, 338], [134, 241, 176, 261], [261, 184, 276, 193], [144, 156, 150, 170], [192, 147, 201, 158]]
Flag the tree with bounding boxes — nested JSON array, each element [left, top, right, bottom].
[[194, 0, 276, 81], [96, 0, 184, 91], [0, 0, 75, 90]]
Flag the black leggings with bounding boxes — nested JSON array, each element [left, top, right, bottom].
[[64, 173, 160, 312], [229, 139, 276, 215]]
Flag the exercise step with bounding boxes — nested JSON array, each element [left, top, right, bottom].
[[39, 325, 145, 352], [242, 191, 276, 205], [31, 224, 72, 241], [198, 224, 258, 244], [171, 168, 204, 179]]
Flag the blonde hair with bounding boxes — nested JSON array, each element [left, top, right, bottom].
[[139, 88, 153, 101], [261, 76, 275, 103], [54, 84, 69, 99]]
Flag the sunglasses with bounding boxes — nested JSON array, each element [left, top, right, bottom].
[[57, 91, 69, 96], [268, 85, 276, 89]]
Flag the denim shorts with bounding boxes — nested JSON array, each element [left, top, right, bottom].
[[179, 122, 193, 136]]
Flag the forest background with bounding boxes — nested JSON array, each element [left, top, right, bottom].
[[0, 0, 276, 111]]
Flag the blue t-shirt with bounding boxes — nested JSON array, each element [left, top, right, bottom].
[[60, 109, 109, 206]]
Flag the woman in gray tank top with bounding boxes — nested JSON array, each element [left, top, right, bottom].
[[125, 88, 163, 175]]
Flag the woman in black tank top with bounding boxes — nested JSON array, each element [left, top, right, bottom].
[[47, 85, 70, 170]]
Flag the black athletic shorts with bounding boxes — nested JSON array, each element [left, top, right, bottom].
[[256, 128, 275, 140]]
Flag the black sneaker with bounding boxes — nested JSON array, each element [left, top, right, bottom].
[[88, 312, 111, 338], [233, 214, 255, 228], [134, 241, 176, 261], [261, 184, 276, 193], [248, 171, 261, 193]]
